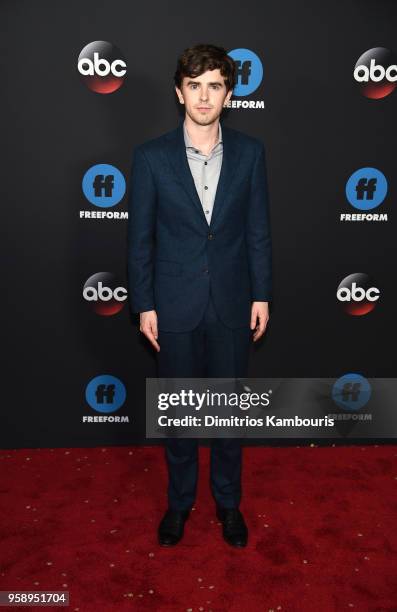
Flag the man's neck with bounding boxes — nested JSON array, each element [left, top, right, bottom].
[[184, 115, 220, 155]]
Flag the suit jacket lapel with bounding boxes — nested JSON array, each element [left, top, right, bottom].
[[209, 123, 240, 229], [167, 119, 241, 229]]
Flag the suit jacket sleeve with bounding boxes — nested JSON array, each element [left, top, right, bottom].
[[127, 145, 157, 314], [246, 142, 272, 302]]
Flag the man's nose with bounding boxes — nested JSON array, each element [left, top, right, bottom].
[[200, 89, 209, 100]]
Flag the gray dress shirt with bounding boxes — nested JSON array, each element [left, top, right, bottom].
[[183, 121, 223, 225]]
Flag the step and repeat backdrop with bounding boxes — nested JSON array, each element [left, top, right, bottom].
[[2, 0, 396, 448]]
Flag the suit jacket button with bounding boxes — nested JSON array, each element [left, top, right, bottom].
[[208, 233, 213, 240], [203, 268, 209, 274]]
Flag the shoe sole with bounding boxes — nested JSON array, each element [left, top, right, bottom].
[[224, 538, 247, 547]]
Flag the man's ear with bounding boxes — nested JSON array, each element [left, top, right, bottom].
[[175, 86, 184, 104], [224, 88, 233, 106]]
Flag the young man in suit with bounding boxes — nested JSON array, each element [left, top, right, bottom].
[[127, 44, 272, 547]]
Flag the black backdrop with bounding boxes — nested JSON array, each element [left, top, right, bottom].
[[1, 0, 396, 448]]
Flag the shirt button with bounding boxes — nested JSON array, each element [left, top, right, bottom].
[[195, 149, 199, 153], [205, 210, 209, 214], [204, 161, 208, 165], [204, 185, 208, 190]]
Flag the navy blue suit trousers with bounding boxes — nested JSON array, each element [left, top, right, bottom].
[[157, 287, 251, 511]]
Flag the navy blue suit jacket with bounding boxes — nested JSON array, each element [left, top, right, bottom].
[[127, 119, 272, 332]]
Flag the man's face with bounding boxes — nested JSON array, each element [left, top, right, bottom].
[[175, 68, 233, 126]]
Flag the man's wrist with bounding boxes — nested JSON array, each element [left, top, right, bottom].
[[132, 303, 155, 314]]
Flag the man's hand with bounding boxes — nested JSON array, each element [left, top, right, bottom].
[[250, 301, 269, 342], [139, 310, 160, 352]]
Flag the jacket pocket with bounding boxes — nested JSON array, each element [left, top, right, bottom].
[[155, 259, 182, 277]]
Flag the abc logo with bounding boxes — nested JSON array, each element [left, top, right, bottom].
[[78, 41, 127, 94], [354, 47, 397, 99], [83, 272, 127, 315], [337, 273, 380, 316]]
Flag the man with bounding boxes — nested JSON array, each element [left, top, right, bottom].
[[127, 44, 272, 548]]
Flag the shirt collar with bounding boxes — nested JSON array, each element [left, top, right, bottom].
[[183, 120, 223, 151]]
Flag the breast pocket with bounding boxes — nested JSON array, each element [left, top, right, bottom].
[[155, 259, 182, 277]]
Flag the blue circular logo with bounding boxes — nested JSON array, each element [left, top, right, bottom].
[[85, 374, 126, 413], [228, 48, 263, 96], [332, 373, 371, 411], [345, 167, 388, 210], [82, 164, 126, 207]]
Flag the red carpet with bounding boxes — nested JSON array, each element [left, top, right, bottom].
[[0, 444, 396, 611]]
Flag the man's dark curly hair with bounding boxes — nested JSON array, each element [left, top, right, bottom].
[[174, 43, 237, 92]]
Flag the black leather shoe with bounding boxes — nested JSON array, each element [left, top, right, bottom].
[[216, 505, 248, 547], [158, 508, 190, 546]]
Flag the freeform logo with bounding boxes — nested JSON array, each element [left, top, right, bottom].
[[82, 164, 126, 207], [341, 167, 388, 222], [337, 273, 380, 316], [80, 163, 127, 220], [226, 48, 264, 109], [332, 373, 371, 411], [84, 374, 129, 423], [83, 272, 127, 315], [77, 41, 127, 94], [354, 47, 397, 99]]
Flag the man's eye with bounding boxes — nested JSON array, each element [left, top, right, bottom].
[[188, 83, 220, 89]]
